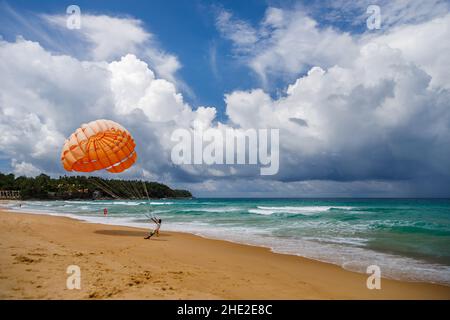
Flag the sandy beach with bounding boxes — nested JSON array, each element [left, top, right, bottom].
[[0, 209, 449, 299]]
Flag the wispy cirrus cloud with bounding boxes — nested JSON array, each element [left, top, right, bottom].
[[215, 7, 359, 85], [42, 13, 182, 85], [215, 9, 259, 52], [215, 2, 450, 89], [0, 3, 190, 93], [291, 0, 450, 29]]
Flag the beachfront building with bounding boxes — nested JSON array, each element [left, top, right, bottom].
[[0, 190, 21, 199]]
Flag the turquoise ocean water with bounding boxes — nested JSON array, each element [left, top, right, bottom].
[[6, 198, 450, 285]]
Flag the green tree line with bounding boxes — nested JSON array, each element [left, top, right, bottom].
[[0, 172, 192, 200]]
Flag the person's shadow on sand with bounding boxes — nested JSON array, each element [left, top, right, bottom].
[[94, 230, 169, 240]]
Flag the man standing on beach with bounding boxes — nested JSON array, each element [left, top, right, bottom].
[[145, 217, 161, 239]]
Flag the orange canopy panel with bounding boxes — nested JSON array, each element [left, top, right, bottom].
[[61, 119, 137, 173]]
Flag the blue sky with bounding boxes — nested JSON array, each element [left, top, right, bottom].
[[0, 0, 376, 118], [1, 0, 272, 120], [1, 0, 450, 197]]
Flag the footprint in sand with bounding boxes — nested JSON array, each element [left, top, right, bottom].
[[168, 270, 184, 275], [14, 255, 41, 264], [29, 252, 47, 257], [88, 291, 100, 299]]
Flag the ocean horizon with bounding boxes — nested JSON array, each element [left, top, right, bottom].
[[5, 197, 450, 286]]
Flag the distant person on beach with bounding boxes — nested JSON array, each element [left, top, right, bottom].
[[103, 208, 108, 216], [144, 217, 161, 239]]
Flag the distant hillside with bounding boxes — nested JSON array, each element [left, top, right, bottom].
[[0, 172, 192, 200]]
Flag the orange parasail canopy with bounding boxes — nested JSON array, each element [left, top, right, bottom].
[[61, 119, 137, 173]]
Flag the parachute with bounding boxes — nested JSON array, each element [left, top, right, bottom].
[[61, 119, 137, 173], [61, 119, 156, 220]]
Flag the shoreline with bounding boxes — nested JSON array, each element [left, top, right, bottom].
[[1, 208, 449, 299], [3, 201, 450, 286]]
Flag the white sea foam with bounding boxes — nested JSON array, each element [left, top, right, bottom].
[[110, 201, 144, 205], [182, 207, 242, 213], [248, 209, 274, 215], [149, 202, 174, 205], [303, 236, 368, 246], [64, 200, 100, 205], [63, 200, 173, 206], [249, 206, 353, 215]]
